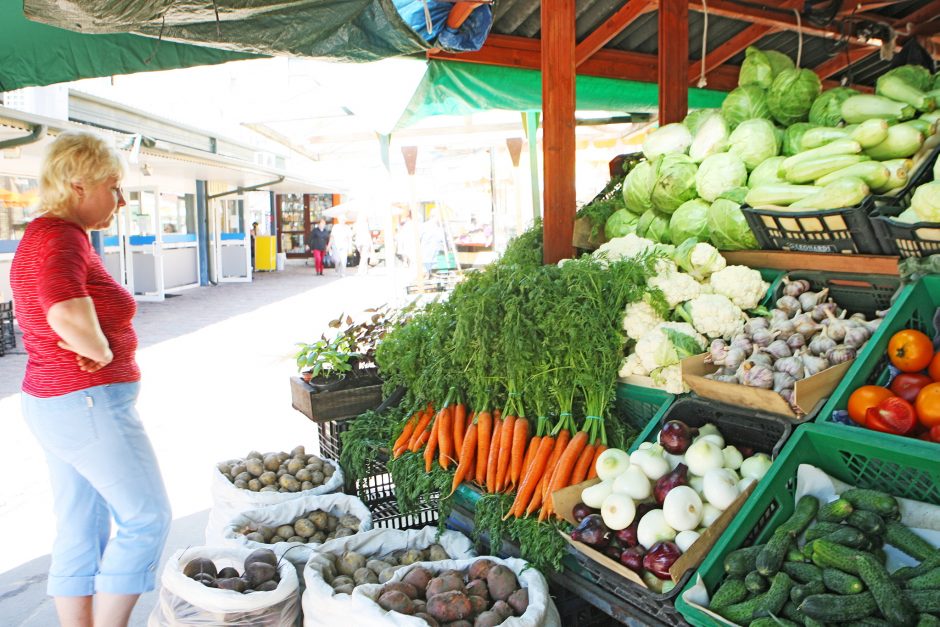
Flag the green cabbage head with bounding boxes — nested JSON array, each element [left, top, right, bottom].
[[739, 47, 774, 89], [683, 109, 718, 135], [721, 85, 771, 129], [622, 158, 659, 215], [809, 87, 858, 127], [695, 152, 747, 202], [669, 199, 711, 244], [651, 154, 699, 214], [605, 209, 639, 239], [637, 210, 672, 244], [728, 118, 780, 170], [911, 181, 940, 222], [708, 198, 758, 250], [765, 50, 794, 77], [782, 123, 817, 157], [767, 68, 822, 126]]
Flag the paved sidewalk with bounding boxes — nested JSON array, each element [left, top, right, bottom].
[[0, 262, 409, 625]]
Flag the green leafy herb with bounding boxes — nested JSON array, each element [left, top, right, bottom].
[[386, 451, 454, 525], [339, 406, 403, 484]]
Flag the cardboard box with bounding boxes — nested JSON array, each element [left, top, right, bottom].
[[681, 353, 853, 422], [552, 478, 756, 589]]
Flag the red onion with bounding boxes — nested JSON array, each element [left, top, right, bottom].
[[572, 502, 599, 524], [654, 463, 689, 505], [659, 420, 692, 454], [643, 541, 682, 580], [620, 545, 646, 572]]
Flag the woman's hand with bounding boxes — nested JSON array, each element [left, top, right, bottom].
[[58, 340, 113, 372], [46, 297, 114, 368]]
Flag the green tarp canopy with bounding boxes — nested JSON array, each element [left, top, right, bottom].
[[1, 2, 259, 92], [396, 61, 729, 129]]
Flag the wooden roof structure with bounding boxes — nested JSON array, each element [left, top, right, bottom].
[[428, 0, 940, 262]]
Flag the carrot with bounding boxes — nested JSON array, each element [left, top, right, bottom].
[[495, 414, 516, 492], [453, 404, 467, 460], [519, 435, 541, 482], [508, 417, 529, 488], [474, 411, 492, 486], [541, 429, 571, 501], [424, 418, 440, 473], [485, 417, 503, 493], [407, 408, 434, 451], [506, 435, 554, 519], [525, 475, 547, 517], [569, 441, 596, 486], [543, 430, 590, 519], [437, 405, 454, 469], [392, 411, 420, 454], [587, 443, 607, 480], [493, 408, 502, 423], [448, 422, 478, 496]]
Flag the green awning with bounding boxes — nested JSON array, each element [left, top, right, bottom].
[[396, 60, 729, 128], [1, 3, 260, 91]]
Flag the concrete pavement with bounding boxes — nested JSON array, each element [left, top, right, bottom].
[[0, 261, 409, 625]]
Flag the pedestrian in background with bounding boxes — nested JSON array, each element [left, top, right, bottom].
[[307, 217, 330, 276], [10, 131, 171, 627], [326, 216, 352, 277], [354, 215, 372, 275]]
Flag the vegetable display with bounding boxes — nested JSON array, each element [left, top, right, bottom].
[[218, 446, 335, 493], [234, 510, 362, 545], [317, 543, 452, 595], [183, 548, 280, 593]]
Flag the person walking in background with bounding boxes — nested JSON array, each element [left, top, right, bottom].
[[326, 216, 352, 277], [396, 210, 417, 271], [307, 217, 330, 276], [354, 215, 372, 275], [420, 209, 446, 278], [249, 221, 259, 270], [10, 131, 171, 627]]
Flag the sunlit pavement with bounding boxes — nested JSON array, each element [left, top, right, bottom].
[[0, 261, 410, 625]]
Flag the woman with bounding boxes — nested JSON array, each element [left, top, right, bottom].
[[326, 216, 352, 278], [10, 131, 171, 627], [307, 217, 330, 276]]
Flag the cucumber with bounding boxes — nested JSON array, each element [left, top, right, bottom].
[[818, 498, 854, 523], [908, 568, 940, 590], [886, 520, 936, 562], [719, 572, 792, 624], [844, 619, 892, 627], [917, 614, 940, 627], [786, 546, 806, 563], [847, 510, 887, 538], [805, 521, 847, 542], [791, 580, 826, 605], [896, 553, 940, 580], [907, 590, 940, 614], [725, 544, 765, 577], [758, 529, 794, 576], [821, 526, 871, 550], [823, 567, 865, 595], [802, 539, 817, 561], [800, 592, 877, 621], [812, 539, 868, 575], [778, 495, 821, 537], [783, 562, 824, 584], [709, 577, 749, 610], [746, 570, 769, 593], [858, 554, 916, 626], [781, 600, 807, 624], [841, 488, 900, 519], [751, 618, 799, 627]]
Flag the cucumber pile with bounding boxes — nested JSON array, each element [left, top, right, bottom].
[[710, 489, 940, 626]]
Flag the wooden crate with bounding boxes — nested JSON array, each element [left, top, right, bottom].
[[290, 376, 384, 422]]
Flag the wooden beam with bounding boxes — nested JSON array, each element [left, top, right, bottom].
[[813, 44, 879, 79], [575, 0, 656, 67], [723, 251, 899, 275], [541, 0, 576, 264], [688, 24, 775, 84], [659, 0, 689, 123], [891, 0, 940, 29]]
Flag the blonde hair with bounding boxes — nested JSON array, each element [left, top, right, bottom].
[[40, 131, 124, 218]]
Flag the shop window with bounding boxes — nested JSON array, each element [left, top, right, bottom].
[[0, 175, 40, 240]]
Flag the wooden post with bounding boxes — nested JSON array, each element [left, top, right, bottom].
[[658, 0, 689, 124], [541, 0, 576, 264]]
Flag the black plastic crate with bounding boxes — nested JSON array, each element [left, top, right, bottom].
[[871, 144, 940, 257], [742, 196, 884, 254], [552, 583, 628, 627], [770, 270, 901, 320], [0, 301, 14, 354]]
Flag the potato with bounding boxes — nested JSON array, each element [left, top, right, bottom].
[[260, 486, 278, 493], [379, 566, 402, 584], [337, 551, 367, 576], [310, 471, 325, 485], [307, 457, 323, 469], [276, 525, 295, 540], [491, 600, 512, 620], [216, 577, 247, 593], [247, 450, 263, 460], [414, 613, 439, 627], [293, 518, 316, 538], [468, 560, 495, 581], [233, 479, 249, 490], [286, 535, 304, 543], [295, 468, 312, 483], [278, 474, 301, 492], [183, 558, 218, 579], [276, 452, 290, 464], [247, 479, 262, 492], [485, 565, 518, 602], [472, 611, 502, 627], [234, 471, 252, 484], [244, 561, 277, 587], [259, 526, 277, 542], [333, 583, 354, 595], [367, 559, 393, 575], [326, 515, 339, 531], [333, 527, 355, 539], [402, 566, 432, 593], [400, 549, 425, 566], [426, 574, 465, 598], [426, 591, 473, 623], [230, 463, 247, 478], [245, 458, 265, 477], [269, 535, 285, 543], [193, 573, 216, 587], [507, 588, 527, 616], [291, 445, 306, 458], [427, 544, 449, 562], [378, 590, 415, 615], [465, 579, 489, 601], [468, 595, 487, 616], [309, 531, 327, 544], [306, 510, 328, 530], [412, 599, 427, 614], [244, 531, 265, 543], [301, 481, 314, 491], [258, 471, 277, 487], [448, 622, 473, 627], [323, 463, 335, 476], [276, 469, 287, 478], [216, 462, 231, 476], [332, 575, 353, 588], [339, 515, 361, 530], [256, 580, 278, 592], [354, 567, 379, 586], [387, 581, 421, 599], [263, 455, 280, 472], [290, 457, 308, 474]]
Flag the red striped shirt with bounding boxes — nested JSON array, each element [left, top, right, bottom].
[[10, 216, 140, 398]]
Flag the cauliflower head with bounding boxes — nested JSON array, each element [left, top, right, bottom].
[[650, 363, 688, 394], [683, 293, 746, 339], [673, 239, 727, 281], [623, 299, 666, 341], [594, 233, 657, 262], [619, 353, 649, 378], [648, 270, 703, 308], [709, 265, 768, 310], [635, 322, 707, 373]]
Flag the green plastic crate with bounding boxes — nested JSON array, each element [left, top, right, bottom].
[[757, 268, 786, 309], [815, 275, 936, 455], [615, 382, 674, 448], [675, 422, 940, 627]]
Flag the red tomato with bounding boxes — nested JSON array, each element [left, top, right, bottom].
[[914, 382, 940, 429], [865, 396, 917, 435], [929, 352, 940, 382], [888, 329, 934, 373], [847, 386, 894, 426], [889, 373, 934, 404]]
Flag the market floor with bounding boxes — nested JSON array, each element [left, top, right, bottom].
[[0, 261, 413, 626]]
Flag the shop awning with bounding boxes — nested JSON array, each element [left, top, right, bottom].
[[0, 2, 259, 92]]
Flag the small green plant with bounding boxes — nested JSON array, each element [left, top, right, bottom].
[[295, 334, 358, 379]]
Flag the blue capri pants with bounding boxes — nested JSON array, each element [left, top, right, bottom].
[[21, 382, 172, 597]]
